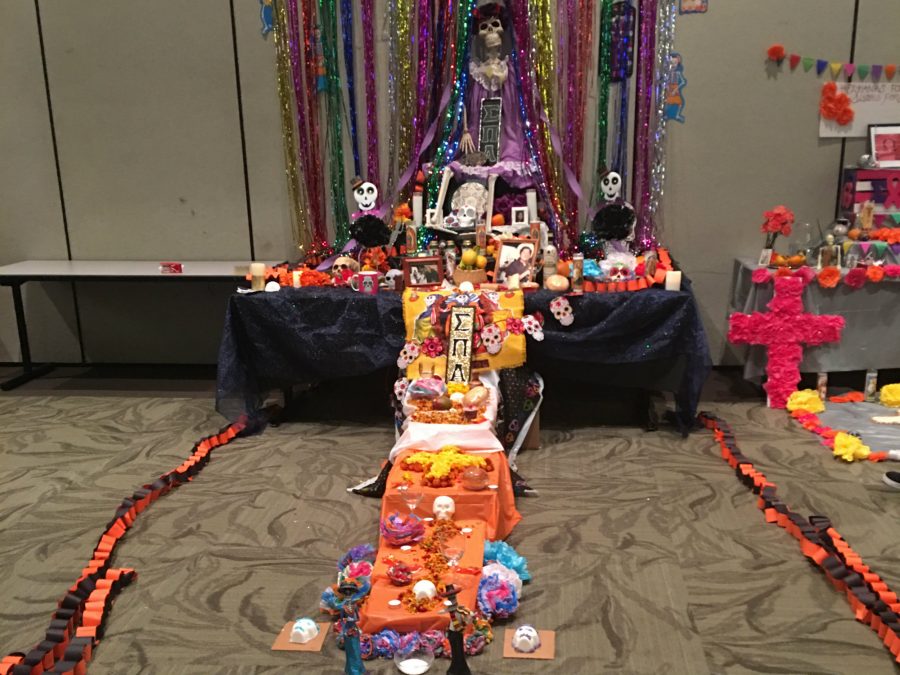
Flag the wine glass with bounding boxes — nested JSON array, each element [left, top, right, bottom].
[[441, 532, 466, 584], [396, 484, 423, 515]]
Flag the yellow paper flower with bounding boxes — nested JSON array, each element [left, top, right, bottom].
[[447, 382, 470, 396], [832, 432, 870, 462], [786, 389, 825, 414], [404, 445, 486, 480], [880, 384, 900, 408]]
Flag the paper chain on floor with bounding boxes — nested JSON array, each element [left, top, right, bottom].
[[0, 421, 248, 675], [700, 413, 900, 665], [766, 44, 898, 80]]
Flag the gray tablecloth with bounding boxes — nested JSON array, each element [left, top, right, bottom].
[[731, 258, 900, 380]]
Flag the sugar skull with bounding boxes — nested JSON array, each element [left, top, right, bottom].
[[511, 625, 541, 653], [432, 495, 456, 520], [394, 377, 409, 402], [457, 204, 478, 229], [412, 579, 437, 602], [606, 263, 630, 283], [352, 178, 378, 212], [549, 296, 574, 326], [480, 324, 504, 355], [331, 255, 360, 282], [521, 314, 544, 341], [290, 617, 320, 644], [397, 341, 421, 369], [600, 171, 623, 201]]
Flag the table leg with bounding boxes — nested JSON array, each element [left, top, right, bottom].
[[1, 283, 54, 391]]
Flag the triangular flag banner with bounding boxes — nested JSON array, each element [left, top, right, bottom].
[[816, 59, 828, 75], [844, 63, 856, 77], [856, 65, 869, 80], [802, 57, 815, 72], [871, 65, 883, 80], [830, 62, 843, 78], [892, 214, 900, 226], [886, 64, 897, 80], [789, 54, 801, 70]]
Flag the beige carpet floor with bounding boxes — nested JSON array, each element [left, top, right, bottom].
[[1, 369, 899, 674]]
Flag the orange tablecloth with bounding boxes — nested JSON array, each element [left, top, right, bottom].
[[359, 519, 486, 634], [381, 450, 521, 541]]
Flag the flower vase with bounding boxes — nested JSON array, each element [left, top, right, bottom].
[[764, 232, 778, 250]]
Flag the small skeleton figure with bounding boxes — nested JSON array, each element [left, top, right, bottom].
[[441, 584, 473, 675], [350, 177, 378, 218], [817, 234, 842, 269]]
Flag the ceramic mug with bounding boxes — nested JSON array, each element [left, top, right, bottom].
[[350, 270, 379, 294]]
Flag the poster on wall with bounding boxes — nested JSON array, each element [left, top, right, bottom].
[[679, 0, 708, 14], [664, 53, 687, 123], [819, 83, 900, 138]]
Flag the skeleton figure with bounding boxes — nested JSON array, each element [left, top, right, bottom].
[[600, 171, 623, 201], [432, 495, 456, 520], [549, 296, 574, 326], [290, 617, 319, 644], [350, 177, 378, 214], [817, 234, 842, 270], [511, 625, 542, 653]]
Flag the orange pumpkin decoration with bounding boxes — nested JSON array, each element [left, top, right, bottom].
[[847, 228, 861, 241], [491, 214, 505, 226], [556, 260, 571, 277]]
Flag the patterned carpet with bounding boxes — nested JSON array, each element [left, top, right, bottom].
[[1, 370, 898, 674]]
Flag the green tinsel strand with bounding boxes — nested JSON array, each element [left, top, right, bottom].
[[592, 0, 613, 203]]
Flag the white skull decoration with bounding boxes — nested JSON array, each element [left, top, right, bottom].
[[412, 579, 438, 602], [352, 180, 378, 212], [385, 268, 404, 290], [606, 263, 630, 283], [480, 324, 504, 355], [394, 377, 409, 402], [332, 255, 360, 280], [457, 205, 478, 229], [397, 340, 421, 369], [432, 495, 456, 520], [511, 625, 542, 653], [478, 15, 504, 48], [521, 314, 544, 341], [549, 296, 574, 326], [600, 171, 623, 202], [290, 617, 320, 644]]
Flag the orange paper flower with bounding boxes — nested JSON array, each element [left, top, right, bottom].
[[866, 265, 885, 283], [767, 44, 786, 62], [817, 266, 841, 289]]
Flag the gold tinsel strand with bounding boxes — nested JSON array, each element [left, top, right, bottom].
[[396, 0, 414, 186], [273, 0, 312, 253]]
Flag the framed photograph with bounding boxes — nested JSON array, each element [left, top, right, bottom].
[[494, 238, 537, 285], [869, 124, 900, 168], [510, 206, 530, 228], [403, 255, 444, 288]]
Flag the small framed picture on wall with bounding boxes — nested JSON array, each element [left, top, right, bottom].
[[869, 124, 900, 168]]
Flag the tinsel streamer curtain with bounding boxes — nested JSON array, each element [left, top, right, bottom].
[[318, 0, 351, 245], [361, 0, 380, 183], [413, 0, 433, 161], [339, 0, 361, 176], [273, 0, 312, 251], [384, 0, 399, 196], [299, 0, 329, 246], [632, 0, 658, 250], [395, 0, 415, 186], [571, 0, 595, 226], [592, 0, 613, 201], [647, 0, 677, 241]]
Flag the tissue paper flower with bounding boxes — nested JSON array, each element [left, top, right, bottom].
[[482, 561, 524, 598], [371, 629, 401, 658], [767, 44, 786, 62], [792, 266, 815, 285], [422, 337, 444, 357], [762, 205, 794, 236], [786, 389, 825, 414], [817, 267, 841, 289], [843, 266, 867, 289], [883, 264, 900, 279], [483, 540, 531, 581], [380, 512, 426, 546], [359, 634, 375, 660], [418, 630, 446, 657], [866, 265, 885, 283], [477, 573, 519, 619], [340, 560, 373, 581], [880, 384, 900, 408], [395, 632, 422, 659], [338, 544, 376, 570], [752, 268, 772, 284], [833, 432, 871, 462]]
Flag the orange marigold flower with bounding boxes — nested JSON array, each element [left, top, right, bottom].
[[817, 266, 841, 289], [866, 265, 885, 283]]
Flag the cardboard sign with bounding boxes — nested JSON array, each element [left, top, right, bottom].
[[502, 628, 556, 660], [819, 83, 900, 138], [478, 97, 503, 165], [271, 622, 330, 652]]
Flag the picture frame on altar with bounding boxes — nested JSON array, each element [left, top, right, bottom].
[[494, 238, 537, 285], [403, 256, 444, 289], [869, 124, 900, 168]]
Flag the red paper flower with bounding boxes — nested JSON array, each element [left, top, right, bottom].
[[866, 265, 885, 283], [843, 266, 867, 289], [792, 266, 815, 285], [762, 205, 795, 236], [422, 337, 444, 357], [751, 268, 772, 284], [820, 83, 854, 126], [884, 264, 900, 278], [817, 267, 841, 289], [506, 317, 524, 335], [767, 44, 786, 62]]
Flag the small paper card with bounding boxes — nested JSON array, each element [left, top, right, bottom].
[[271, 622, 330, 652], [757, 249, 773, 267], [502, 628, 556, 660]]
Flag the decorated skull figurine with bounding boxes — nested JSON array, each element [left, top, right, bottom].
[[290, 617, 320, 644], [480, 324, 504, 355], [331, 255, 360, 284], [457, 204, 478, 229], [412, 579, 438, 602], [600, 171, 623, 202], [521, 314, 544, 341], [351, 178, 378, 213], [511, 625, 542, 653], [549, 296, 574, 326], [432, 495, 456, 520], [606, 263, 630, 283], [397, 341, 421, 369], [477, 13, 504, 49]]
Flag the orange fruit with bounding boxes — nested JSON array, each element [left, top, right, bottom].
[[556, 260, 570, 276], [491, 214, 505, 226], [847, 228, 860, 240]]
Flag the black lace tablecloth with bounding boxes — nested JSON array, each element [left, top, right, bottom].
[[216, 283, 711, 428]]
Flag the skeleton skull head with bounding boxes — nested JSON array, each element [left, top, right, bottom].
[[290, 617, 320, 644], [385, 268, 404, 290], [511, 625, 541, 653], [352, 180, 378, 212], [481, 324, 504, 355], [521, 314, 544, 341], [606, 263, 630, 283], [600, 171, 622, 201], [331, 255, 360, 281], [397, 341, 421, 369], [478, 15, 504, 49], [432, 495, 456, 520], [412, 579, 437, 602], [549, 296, 574, 326], [458, 205, 478, 229]]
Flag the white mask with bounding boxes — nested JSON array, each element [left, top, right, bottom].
[[458, 205, 477, 229], [600, 171, 622, 201], [512, 625, 541, 653], [290, 617, 319, 644], [353, 181, 378, 212]]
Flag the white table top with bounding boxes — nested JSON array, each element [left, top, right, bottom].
[[0, 260, 281, 280]]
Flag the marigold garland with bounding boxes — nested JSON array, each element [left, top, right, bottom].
[[401, 446, 493, 486]]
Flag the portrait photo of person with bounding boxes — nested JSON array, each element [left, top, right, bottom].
[[494, 239, 537, 285], [403, 256, 444, 288]]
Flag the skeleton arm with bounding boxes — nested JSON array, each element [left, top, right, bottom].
[[460, 107, 475, 156], [432, 167, 454, 224]]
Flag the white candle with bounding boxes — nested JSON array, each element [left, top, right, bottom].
[[412, 193, 424, 227], [292, 271, 301, 288], [526, 189, 538, 222], [664, 270, 682, 291], [249, 262, 266, 291]]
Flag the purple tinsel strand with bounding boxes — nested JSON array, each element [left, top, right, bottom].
[[361, 0, 380, 182], [412, 0, 432, 160], [339, 0, 361, 175], [285, 0, 311, 180], [632, 0, 657, 249]]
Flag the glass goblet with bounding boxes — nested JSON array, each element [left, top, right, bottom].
[[441, 532, 466, 584]]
